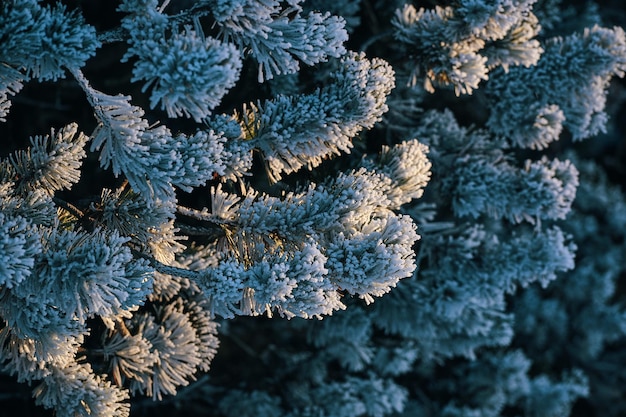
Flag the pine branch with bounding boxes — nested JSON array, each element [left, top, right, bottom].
[[96, 3, 213, 44]]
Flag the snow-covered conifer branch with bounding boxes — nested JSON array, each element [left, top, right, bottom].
[[371, 221, 576, 363], [71, 67, 170, 200], [392, 0, 543, 95], [119, 0, 242, 122], [0, 210, 41, 289], [0, 77, 22, 122], [210, 0, 349, 82], [0, 227, 153, 347], [414, 109, 578, 223], [449, 156, 579, 223], [103, 273, 220, 400], [360, 139, 432, 208], [0, 0, 99, 81], [4, 1, 625, 416], [486, 24, 626, 147], [72, 68, 230, 203], [4, 123, 88, 195], [97, 187, 185, 265], [176, 148, 428, 318], [0, 0, 98, 120], [222, 51, 395, 182], [33, 361, 131, 417]]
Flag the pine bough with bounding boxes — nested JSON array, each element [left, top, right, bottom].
[[0, 0, 625, 416]]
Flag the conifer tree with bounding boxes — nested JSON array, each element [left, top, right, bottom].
[[1, 1, 625, 417]]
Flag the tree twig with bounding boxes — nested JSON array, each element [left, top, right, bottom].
[[52, 196, 85, 218]]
